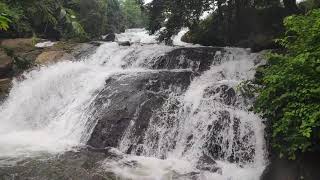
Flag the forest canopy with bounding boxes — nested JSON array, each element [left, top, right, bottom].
[[145, 0, 319, 47], [0, 0, 147, 41]]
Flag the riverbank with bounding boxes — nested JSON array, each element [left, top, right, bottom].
[[0, 38, 102, 100]]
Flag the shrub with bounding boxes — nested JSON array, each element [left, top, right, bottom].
[[255, 9, 320, 159]]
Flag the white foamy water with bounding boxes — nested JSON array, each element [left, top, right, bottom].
[[0, 62, 110, 157], [117, 48, 267, 180], [0, 30, 174, 158], [0, 29, 266, 180], [172, 28, 193, 46], [116, 28, 158, 44]]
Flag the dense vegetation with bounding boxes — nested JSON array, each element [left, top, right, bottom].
[[145, 0, 320, 160], [146, 0, 319, 50], [1, 0, 319, 161], [146, 0, 300, 44], [0, 0, 147, 41], [254, 9, 320, 159]]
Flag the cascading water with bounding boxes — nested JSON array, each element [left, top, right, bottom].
[[107, 48, 267, 180], [0, 29, 266, 180], [0, 30, 174, 158]]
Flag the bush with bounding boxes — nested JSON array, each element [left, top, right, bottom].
[[255, 9, 320, 159]]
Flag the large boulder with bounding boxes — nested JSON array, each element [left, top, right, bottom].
[[0, 38, 35, 52], [0, 148, 118, 180], [152, 47, 224, 73], [101, 33, 116, 42], [87, 71, 193, 150], [35, 51, 68, 65], [71, 43, 100, 60], [117, 41, 131, 46]]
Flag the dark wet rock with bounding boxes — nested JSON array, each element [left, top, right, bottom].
[[101, 33, 116, 42], [0, 148, 117, 180], [35, 50, 67, 64], [202, 84, 256, 164], [118, 41, 131, 46], [71, 43, 100, 60], [204, 85, 237, 106], [0, 39, 35, 52], [87, 71, 193, 149], [89, 41, 104, 46], [152, 47, 224, 73], [0, 78, 11, 99], [196, 154, 221, 173], [172, 171, 200, 180], [261, 152, 320, 180], [0, 50, 14, 79], [206, 110, 255, 164]]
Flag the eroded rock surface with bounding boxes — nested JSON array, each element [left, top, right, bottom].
[[152, 47, 224, 73], [88, 70, 193, 149], [0, 148, 118, 180]]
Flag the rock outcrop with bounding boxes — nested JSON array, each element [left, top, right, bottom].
[[88, 70, 193, 149], [101, 33, 116, 42], [35, 51, 67, 65], [0, 50, 14, 79], [152, 47, 224, 73], [0, 148, 118, 180], [0, 38, 102, 99]]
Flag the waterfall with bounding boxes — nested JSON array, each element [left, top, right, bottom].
[[0, 31, 174, 157], [110, 48, 267, 180], [0, 29, 266, 179]]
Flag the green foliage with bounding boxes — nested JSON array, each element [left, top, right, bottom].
[[77, 0, 108, 38], [146, 0, 292, 44], [0, 0, 137, 40], [120, 0, 147, 29], [254, 9, 320, 159], [0, 15, 10, 31], [146, 0, 212, 44], [105, 0, 126, 33], [0, 2, 15, 31], [299, 0, 320, 13]]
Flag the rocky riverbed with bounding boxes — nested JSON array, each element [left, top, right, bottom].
[[0, 38, 102, 101]]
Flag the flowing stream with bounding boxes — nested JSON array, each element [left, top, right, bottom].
[[0, 29, 267, 180]]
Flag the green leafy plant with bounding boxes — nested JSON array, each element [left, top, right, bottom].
[[255, 9, 320, 159], [0, 2, 14, 31], [0, 15, 11, 31]]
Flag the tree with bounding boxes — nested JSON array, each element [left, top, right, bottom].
[[146, 0, 212, 43], [255, 9, 320, 159], [0, 0, 128, 39], [283, 0, 299, 13], [146, 0, 287, 44]]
